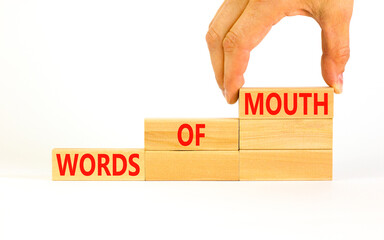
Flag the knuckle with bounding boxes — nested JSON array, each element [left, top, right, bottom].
[[323, 46, 350, 64], [333, 46, 350, 63], [222, 31, 241, 52], [206, 28, 222, 49], [251, 0, 271, 4]]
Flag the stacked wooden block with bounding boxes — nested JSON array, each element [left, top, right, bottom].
[[238, 88, 333, 180], [145, 119, 239, 180], [52, 87, 333, 181]]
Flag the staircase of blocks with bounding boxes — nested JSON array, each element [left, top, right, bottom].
[[52, 87, 333, 181]]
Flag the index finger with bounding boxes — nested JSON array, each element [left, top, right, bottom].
[[206, 0, 249, 93], [223, 1, 282, 103]]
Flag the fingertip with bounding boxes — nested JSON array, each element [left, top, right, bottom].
[[325, 73, 343, 94], [321, 55, 345, 94], [223, 76, 244, 104], [334, 73, 344, 94], [221, 88, 225, 98], [224, 88, 239, 104]]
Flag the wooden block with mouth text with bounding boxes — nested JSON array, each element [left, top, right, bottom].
[[145, 151, 239, 181], [240, 119, 333, 150], [240, 150, 332, 180], [52, 149, 145, 181], [239, 87, 334, 119], [145, 118, 238, 150]]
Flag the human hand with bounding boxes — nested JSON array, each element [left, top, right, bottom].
[[206, 0, 353, 104]]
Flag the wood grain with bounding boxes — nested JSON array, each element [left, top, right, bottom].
[[145, 151, 239, 181], [239, 87, 334, 119], [240, 150, 332, 180], [240, 119, 333, 150], [52, 148, 145, 181], [145, 118, 238, 150]]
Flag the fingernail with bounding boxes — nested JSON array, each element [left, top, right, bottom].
[[335, 73, 344, 93]]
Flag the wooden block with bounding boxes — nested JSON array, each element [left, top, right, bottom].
[[240, 119, 333, 150], [145, 118, 238, 150], [240, 150, 332, 180], [52, 149, 145, 181], [239, 87, 334, 119], [145, 151, 239, 181]]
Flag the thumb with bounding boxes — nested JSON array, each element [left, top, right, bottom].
[[320, 10, 352, 94]]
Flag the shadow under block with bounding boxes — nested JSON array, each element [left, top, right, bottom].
[[239, 87, 334, 119], [240, 150, 332, 180], [145, 118, 238, 150], [240, 119, 333, 150], [145, 151, 239, 181], [52, 149, 145, 181]]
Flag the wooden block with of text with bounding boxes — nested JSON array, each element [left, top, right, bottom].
[[239, 87, 334, 119], [240, 119, 333, 150], [145, 118, 238, 150], [145, 151, 239, 181], [240, 150, 332, 180], [52, 149, 145, 181]]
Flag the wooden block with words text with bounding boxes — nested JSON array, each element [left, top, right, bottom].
[[145, 119, 238, 150], [240, 150, 332, 180], [239, 87, 334, 119], [52, 149, 145, 181], [240, 119, 333, 150], [145, 151, 239, 181]]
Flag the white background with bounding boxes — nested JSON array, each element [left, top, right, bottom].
[[0, 0, 383, 239]]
